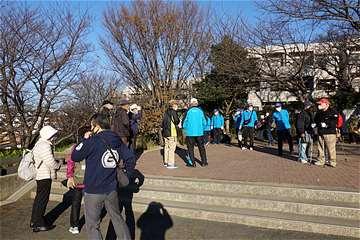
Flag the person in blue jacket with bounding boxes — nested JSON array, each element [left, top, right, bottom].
[[272, 102, 294, 156], [182, 98, 208, 167], [211, 109, 224, 144], [233, 108, 243, 148], [239, 103, 258, 150], [203, 113, 212, 146], [71, 113, 135, 239]]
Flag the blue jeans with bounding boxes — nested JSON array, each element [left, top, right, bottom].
[[298, 133, 313, 161]]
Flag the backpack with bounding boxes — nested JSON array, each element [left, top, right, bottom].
[[17, 149, 38, 181], [336, 114, 344, 129]]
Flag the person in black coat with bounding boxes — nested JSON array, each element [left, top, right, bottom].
[[161, 100, 180, 169], [314, 98, 338, 167], [112, 99, 131, 145], [295, 101, 314, 164]]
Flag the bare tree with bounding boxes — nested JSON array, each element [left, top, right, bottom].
[[55, 73, 121, 143], [0, 4, 90, 148], [242, 19, 318, 101], [260, 0, 360, 32], [315, 31, 360, 91], [101, 0, 212, 105]]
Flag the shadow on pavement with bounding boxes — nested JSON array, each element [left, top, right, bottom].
[[175, 146, 202, 166], [136, 202, 173, 240], [45, 190, 73, 225], [253, 145, 298, 162]]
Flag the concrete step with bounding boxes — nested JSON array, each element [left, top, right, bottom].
[[136, 186, 360, 221], [144, 175, 360, 205], [47, 182, 360, 221], [131, 197, 360, 238], [30, 192, 360, 238]]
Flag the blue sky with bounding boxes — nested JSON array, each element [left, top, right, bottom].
[[24, 0, 261, 72]]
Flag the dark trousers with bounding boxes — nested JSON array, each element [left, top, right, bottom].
[[203, 131, 210, 145], [31, 179, 52, 227], [213, 128, 222, 144], [236, 128, 242, 147], [129, 135, 137, 151], [242, 127, 255, 148], [70, 188, 83, 227], [186, 136, 208, 165], [277, 129, 294, 155]]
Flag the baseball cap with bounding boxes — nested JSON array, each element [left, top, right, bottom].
[[304, 101, 313, 109], [317, 98, 330, 105], [275, 102, 282, 107]]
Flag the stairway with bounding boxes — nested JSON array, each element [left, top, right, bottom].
[[31, 168, 360, 238]]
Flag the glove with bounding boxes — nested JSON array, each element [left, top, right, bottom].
[[320, 122, 327, 128], [311, 123, 316, 128]]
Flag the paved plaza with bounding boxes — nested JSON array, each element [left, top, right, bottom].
[[137, 141, 360, 191], [0, 141, 359, 240], [0, 200, 357, 240]]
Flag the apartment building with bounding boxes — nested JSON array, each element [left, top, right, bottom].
[[247, 40, 360, 109]]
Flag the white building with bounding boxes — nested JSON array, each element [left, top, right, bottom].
[[247, 40, 360, 109]]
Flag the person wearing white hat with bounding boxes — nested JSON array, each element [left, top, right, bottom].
[[128, 104, 142, 150], [31, 125, 61, 232]]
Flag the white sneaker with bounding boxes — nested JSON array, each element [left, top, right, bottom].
[[69, 227, 79, 234], [249, 147, 253, 151], [300, 160, 308, 164], [166, 165, 178, 169], [163, 163, 168, 167], [241, 147, 246, 150]]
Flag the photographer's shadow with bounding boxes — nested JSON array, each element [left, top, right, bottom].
[[137, 202, 173, 240]]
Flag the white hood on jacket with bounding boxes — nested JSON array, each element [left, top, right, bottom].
[[40, 125, 58, 140]]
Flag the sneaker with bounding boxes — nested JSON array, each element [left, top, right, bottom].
[[69, 227, 79, 234], [163, 163, 168, 167], [300, 160, 308, 164], [166, 165, 178, 169], [314, 161, 325, 166], [241, 147, 246, 150], [249, 147, 253, 151]]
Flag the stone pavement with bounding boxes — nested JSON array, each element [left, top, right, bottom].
[[136, 141, 360, 190], [0, 199, 357, 240]]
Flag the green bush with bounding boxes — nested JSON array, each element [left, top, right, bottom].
[[0, 149, 23, 160]]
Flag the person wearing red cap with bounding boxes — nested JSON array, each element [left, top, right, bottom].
[[314, 98, 338, 167]]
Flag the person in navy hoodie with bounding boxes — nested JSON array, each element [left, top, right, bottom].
[[272, 103, 294, 156], [211, 109, 224, 144], [239, 104, 258, 150], [182, 98, 208, 167], [72, 113, 135, 240]]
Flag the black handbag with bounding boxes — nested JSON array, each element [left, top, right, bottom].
[[99, 137, 129, 188]]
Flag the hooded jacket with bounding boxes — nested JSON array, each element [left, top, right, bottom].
[[33, 126, 61, 180], [71, 130, 136, 194]]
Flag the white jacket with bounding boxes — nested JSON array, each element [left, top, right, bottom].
[[33, 138, 61, 180]]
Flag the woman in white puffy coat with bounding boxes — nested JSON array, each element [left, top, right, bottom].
[[30, 125, 61, 232]]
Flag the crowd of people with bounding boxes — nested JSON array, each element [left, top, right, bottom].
[[28, 95, 358, 239], [30, 99, 143, 239], [161, 97, 355, 170]]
